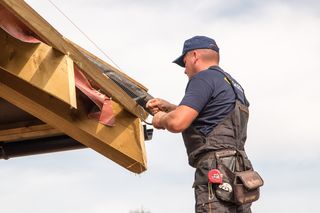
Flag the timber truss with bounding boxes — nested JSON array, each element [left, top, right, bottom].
[[0, 0, 153, 174]]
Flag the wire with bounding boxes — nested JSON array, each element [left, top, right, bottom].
[[46, 0, 155, 123], [141, 118, 153, 126], [46, 0, 122, 70]]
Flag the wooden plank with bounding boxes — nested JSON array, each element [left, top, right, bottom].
[[66, 54, 77, 108], [0, 0, 148, 120], [66, 38, 148, 92], [0, 28, 77, 108], [0, 124, 62, 142], [0, 67, 147, 173]]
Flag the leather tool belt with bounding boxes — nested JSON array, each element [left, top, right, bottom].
[[213, 149, 264, 205]]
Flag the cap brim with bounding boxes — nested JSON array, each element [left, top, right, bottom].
[[172, 54, 185, 67]]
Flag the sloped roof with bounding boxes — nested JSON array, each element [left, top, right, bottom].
[[0, 0, 153, 173]]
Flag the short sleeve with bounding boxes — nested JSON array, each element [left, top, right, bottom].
[[179, 77, 213, 112]]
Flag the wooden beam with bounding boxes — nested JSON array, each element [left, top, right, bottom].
[[0, 28, 77, 108], [66, 38, 148, 92], [0, 0, 148, 120], [0, 124, 62, 142], [0, 67, 147, 173]]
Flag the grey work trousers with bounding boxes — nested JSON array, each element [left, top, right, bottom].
[[195, 184, 252, 213]]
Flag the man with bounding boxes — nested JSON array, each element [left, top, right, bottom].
[[146, 36, 254, 212]]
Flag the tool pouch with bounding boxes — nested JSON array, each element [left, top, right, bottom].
[[214, 161, 236, 202], [213, 150, 264, 204], [233, 170, 264, 204], [213, 150, 236, 202]]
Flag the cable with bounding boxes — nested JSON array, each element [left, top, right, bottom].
[[141, 118, 153, 126], [46, 0, 122, 70], [46, 0, 155, 122]]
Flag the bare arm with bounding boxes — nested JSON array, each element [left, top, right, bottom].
[[146, 98, 177, 115], [152, 105, 198, 133]]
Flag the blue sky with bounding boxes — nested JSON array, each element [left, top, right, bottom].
[[1, 0, 320, 212]]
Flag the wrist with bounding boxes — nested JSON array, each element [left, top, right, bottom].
[[158, 112, 167, 128], [165, 104, 177, 112], [170, 104, 177, 111], [152, 111, 167, 129]]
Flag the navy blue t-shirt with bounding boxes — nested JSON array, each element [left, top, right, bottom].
[[179, 66, 248, 136]]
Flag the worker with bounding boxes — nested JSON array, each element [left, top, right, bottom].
[[146, 36, 254, 212]]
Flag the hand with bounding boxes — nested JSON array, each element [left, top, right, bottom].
[[146, 98, 176, 115], [152, 111, 166, 130]]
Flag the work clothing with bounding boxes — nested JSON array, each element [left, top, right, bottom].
[[194, 184, 251, 213], [179, 66, 248, 136], [181, 67, 252, 212]]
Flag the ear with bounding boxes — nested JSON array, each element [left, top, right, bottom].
[[192, 50, 199, 64]]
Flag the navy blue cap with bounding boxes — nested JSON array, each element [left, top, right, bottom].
[[173, 36, 219, 67]]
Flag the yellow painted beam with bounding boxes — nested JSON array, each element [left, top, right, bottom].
[[0, 67, 147, 173], [0, 28, 77, 108]]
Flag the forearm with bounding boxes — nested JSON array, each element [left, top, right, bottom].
[[153, 105, 198, 133], [146, 98, 177, 114], [157, 112, 182, 133], [165, 103, 178, 112]]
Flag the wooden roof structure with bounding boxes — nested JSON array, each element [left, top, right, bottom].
[[0, 0, 153, 174]]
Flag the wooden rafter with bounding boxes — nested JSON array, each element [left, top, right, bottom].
[[0, 67, 147, 173], [66, 38, 148, 92], [0, 0, 148, 120], [0, 28, 77, 108], [0, 124, 62, 142]]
